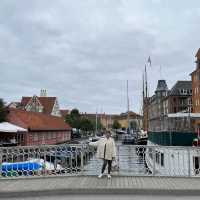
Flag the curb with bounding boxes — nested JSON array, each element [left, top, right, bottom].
[[1, 188, 200, 198]]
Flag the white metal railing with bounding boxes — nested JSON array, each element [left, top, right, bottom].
[[1, 144, 200, 178]]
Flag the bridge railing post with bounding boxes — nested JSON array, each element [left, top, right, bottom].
[[117, 145, 120, 172], [187, 148, 191, 177], [80, 151, 84, 172], [152, 148, 156, 176]]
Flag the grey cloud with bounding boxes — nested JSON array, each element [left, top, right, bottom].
[[0, 0, 200, 114]]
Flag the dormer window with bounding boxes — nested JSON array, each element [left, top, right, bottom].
[[180, 89, 189, 95]]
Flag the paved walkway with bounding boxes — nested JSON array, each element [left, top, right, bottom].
[[1, 176, 200, 198]]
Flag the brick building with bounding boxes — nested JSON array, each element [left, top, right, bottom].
[[21, 95, 61, 117], [9, 90, 63, 117], [163, 81, 192, 114], [162, 81, 192, 131], [148, 80, 192, 132], [148, 80, 168, 131], [143, 97, 150, 131], [60, 109, 70, 118], [191, 48, 200, 131], [7, 109, 71, 146]]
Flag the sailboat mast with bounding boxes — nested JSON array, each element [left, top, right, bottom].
[[145, 65, 148, 98], [95, 109, 98, 135], [142, 72, 145, 102], [127, 80, 130, 131], [143, 65, 149, 131]]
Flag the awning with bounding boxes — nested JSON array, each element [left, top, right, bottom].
[[167, 113, 200, 119], [0, 122, 27, 133]]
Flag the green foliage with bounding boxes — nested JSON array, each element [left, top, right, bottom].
[[0, 99, 7, 122], [65, 108, 81, 129], [70, 109, 80, 118], [65, 108, 104, 133], [91, 119, 104, 131], [80, 118, 94, 132], [112, 120, 121, 129]]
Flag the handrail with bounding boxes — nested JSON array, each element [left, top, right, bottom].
[[0, 144, 200, 178]]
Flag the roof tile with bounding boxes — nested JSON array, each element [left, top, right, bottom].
[[7, 109, 71, 131]]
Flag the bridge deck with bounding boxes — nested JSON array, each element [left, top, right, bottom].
[[1, 176, 200, 198]]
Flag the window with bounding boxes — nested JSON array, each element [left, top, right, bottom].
[[193, 157, 200, 175], [174, 107, 177, 113], [48, 132, 51, 140], [161, 153, 164, 167], [33, 134, 38, 142], [156, 151, 160, 164], [180, 99, 185, 105]]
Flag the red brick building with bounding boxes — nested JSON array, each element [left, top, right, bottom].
[[7, 109, 71, 146], [20, 96, 61, 117], [191, 48, 200, 131], [60, 109, 70, 118]]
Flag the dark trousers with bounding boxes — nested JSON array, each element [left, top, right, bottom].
[[101, 159, 112, 174]]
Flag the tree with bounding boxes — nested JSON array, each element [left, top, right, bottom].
[[70, 109, 80, 119], [0, 99, 7, 122], [112, 120, 121, 130], [65, 108, 81, 129], [91, 119, 104, 131], [80, 118, 94, 132]]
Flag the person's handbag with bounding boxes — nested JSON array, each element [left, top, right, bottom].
[[112, 160, 119, 171]]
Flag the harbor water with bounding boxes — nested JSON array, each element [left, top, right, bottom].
[[83, 142, 148, 176]]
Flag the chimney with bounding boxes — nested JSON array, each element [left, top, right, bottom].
[[40, 89, 47, 97]]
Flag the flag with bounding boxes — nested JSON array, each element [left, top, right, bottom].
[[147, 56, 151, 67]]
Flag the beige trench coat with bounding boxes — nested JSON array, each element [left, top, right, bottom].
[[89, 137, 116, 161]]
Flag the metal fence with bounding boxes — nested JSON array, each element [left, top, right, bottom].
[[1, 144, 200, 178], [0, 144, 94, 178]]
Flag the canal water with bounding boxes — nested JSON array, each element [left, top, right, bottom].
[[82, 142, 148, 176]]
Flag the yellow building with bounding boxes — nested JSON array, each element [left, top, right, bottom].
[[81, 111, 142, 130], [100, 111, 142, 130]]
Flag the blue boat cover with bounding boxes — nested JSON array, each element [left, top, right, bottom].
[[1, 162, 42, 171]]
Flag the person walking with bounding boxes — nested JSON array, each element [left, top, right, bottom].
[[89, 131, 116, 179]]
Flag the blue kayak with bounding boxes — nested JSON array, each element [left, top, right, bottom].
[[1, 161, 42, 172]]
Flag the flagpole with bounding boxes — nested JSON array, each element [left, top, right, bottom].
[[160, 66, 162, 79]]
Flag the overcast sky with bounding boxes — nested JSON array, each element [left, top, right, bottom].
[[0, 0, 200, 114]]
